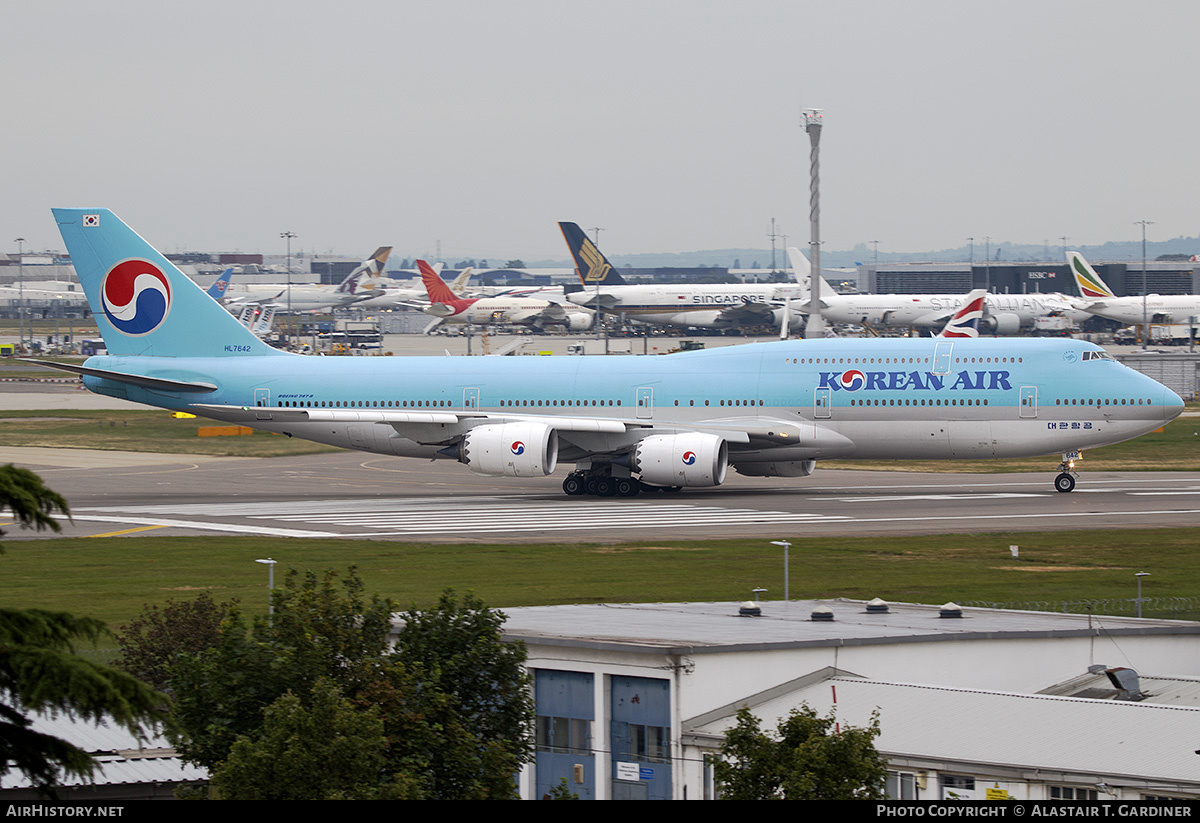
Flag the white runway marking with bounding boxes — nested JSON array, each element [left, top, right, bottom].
[[75, 498, 849, 537]]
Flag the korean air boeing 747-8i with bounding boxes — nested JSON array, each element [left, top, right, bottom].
[[46, 209, 1183, 497]]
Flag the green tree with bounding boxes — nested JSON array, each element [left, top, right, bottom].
[[209, 678, 399, 800], [163, 572, 534, 799], [0, 465, 164, 795], [714, 705, 888, 800], [394, 589, 535, 796], [166, 568, 393, 770], [115, 591, 232, 692]]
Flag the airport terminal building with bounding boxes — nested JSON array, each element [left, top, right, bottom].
[[505, 599, 1200, 800]]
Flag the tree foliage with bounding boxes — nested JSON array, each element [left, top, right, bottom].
[[160, 571, 534, 799], [0, 467, 162, 795], [715, 705, 888, 800], [0, 464, 69, 538], [114, 591, 231, 692], [209, 678, 397, 800]]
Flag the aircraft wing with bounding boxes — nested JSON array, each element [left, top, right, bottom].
[[573, 291, 622, 310], [713, 302, 781, 325], [187, 404, 856, 452]]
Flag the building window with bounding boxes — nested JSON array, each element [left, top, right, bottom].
[[1050, 785, 1098, 801], [887, 771, 917, 800]]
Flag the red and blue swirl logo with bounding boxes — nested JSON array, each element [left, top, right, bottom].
[[510, 441, 525, 455], [101, 259, 172, 336], [838, 369, 865, 391], [682, 451, 697, 465]]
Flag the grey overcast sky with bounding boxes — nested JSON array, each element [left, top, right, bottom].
[[6, 0, 1197, 261]]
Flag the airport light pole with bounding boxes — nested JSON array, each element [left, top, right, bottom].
[[256, 557, 278, 617], [1135, 220, 1153, 350], [770, 540, 791, 603], [14, 237, 24, 349], [803, 108, 826, 338], [281, 231, 297, 344], [1134, 571, 1150, 618]]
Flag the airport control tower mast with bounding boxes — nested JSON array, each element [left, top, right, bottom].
[[803, 108, 827, 338]]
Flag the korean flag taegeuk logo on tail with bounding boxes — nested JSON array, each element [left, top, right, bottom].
[[100, 258, 172, 336], [83, 214, 100, 227]]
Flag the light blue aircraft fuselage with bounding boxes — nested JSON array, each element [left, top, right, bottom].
[[50, 209, 1184, 496]]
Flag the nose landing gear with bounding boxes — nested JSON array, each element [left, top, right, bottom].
[[1054, 451, 1081, 493]]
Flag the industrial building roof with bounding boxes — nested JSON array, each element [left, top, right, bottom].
[[501, 599, 1200, 655]]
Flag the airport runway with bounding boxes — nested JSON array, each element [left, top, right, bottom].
[[0, 445, 1196, 542]]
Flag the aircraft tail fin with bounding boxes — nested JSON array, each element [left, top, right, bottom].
[[206, 268, 233, 301], [558, 222, 627, 286], [1067, 251, 1116, 299], [335, 246, 393, 294], [418, 259, 471, 311], [52, 209, 283, 358], [449, 267, 474, 295], [938, 289, 988, 338]]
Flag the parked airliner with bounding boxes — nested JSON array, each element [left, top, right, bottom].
[[45, 209, 1183, 497], [1068, 251, 1200, 325], [561, 222, 801, 329]]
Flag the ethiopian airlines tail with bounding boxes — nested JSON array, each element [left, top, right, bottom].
[[559, 222, 628, 286], [52, 208, 283, 358], [938, 289, 988, 338], [1067, 251, 1117, 300]]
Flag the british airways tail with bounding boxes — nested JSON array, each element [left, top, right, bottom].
[[938, 289, 988, 338], [1067, 251, 1117, 300], [52, 208, 283, 358], [559, 222, 628, 286]]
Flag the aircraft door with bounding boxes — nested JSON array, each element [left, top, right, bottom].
[[463, 387, 480, 409], [636, 387, 653, 419], [933, 341, 953, 375], [254, 388, 270, 407], [1019, 386, 1038, 418], [815, 387, 832, 419]]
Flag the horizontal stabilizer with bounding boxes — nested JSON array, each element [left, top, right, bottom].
[[24, 360, 218, 393]]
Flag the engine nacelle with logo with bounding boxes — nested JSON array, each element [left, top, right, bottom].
[[460, 422, 558, 477], [563, 312, 593, 331], [632, 433, 728, 487]]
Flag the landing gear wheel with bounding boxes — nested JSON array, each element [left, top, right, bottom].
[[585, 476, 602, 495], [562, 475, 586, 496], [614, 477, 640, 497], [1054, 473, 1076, 493], [595, 477, 617, 497]]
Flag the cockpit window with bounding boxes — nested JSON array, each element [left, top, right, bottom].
[[1082, 350, 1115, 362]]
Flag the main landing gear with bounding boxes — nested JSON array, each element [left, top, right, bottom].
[[1054, 451, 1081, 493], [561, 470, 681, 498]]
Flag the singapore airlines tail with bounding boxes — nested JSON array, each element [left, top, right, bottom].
[[52, 208, 282, 359], [938, 289, 988, 338], [559, 222, 628, 286], [1067, 251, 1117, 299]]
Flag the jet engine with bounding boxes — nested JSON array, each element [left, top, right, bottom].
[[983, 312, 1021, 335], [732, 459, 815, 478], [631, 433, 728, 487], [563, 311, 593, 331], [458, 422, 558, 477]]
